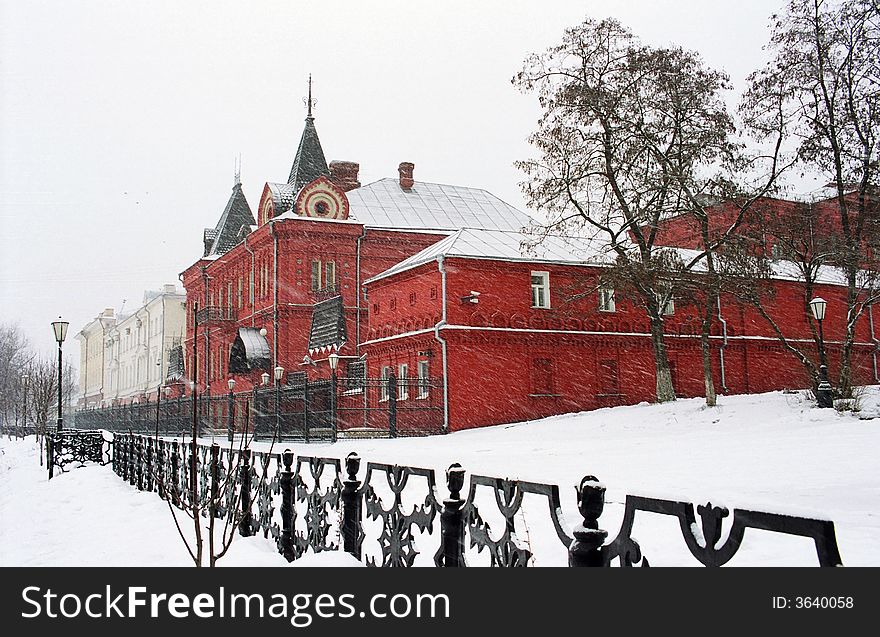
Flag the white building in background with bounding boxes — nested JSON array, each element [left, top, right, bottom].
[[101, 284, 186, 405], [75, 308, 118, 408]]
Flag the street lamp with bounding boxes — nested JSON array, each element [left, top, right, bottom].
[[274, 365, 284, 438], [227, 378, 236, 442], [328, 352, 339, 443], [809, 297, 833, 408], [21, 373, 28, 436], [51, 317, 69, 432]]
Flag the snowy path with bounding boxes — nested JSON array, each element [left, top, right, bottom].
[[1, 390, 877, 566]]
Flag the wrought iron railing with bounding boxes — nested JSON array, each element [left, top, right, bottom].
[[195, 306, 237, 323], [109, 434, 844, 568], [47, 429, 113, 479], [74, 374, 444, 440], [312, 285, 340, 303]]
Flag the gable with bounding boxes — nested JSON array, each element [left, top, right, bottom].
[[294, 175, 350, 220]]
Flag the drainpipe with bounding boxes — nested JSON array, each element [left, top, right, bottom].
[[870, 305, 879, 382], [178, 271, 187, 390], [355, 226, 368, 354], [201, 267, 210, 395], [243, 235, 256, 326], [717, 296, 729, 392], [433, 255, 449, 433], [143, 303, 153, 394], [159, 292, 166, 386], [270, 221, 278, 366]]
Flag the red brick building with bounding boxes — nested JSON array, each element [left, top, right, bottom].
[[361, 227, 877, 430], [180, 112, 878, 432], [180, 111, 531, 407]]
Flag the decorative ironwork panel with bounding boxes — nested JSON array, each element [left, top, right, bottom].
[[601, 495, 842, 567], [362, 462, 441, 567], [253, 451, 281, 541], [222, 448, 241, 521], [463, 475, 571, 567], [292, 456, 342, 557], [49, 430, 113, 475]]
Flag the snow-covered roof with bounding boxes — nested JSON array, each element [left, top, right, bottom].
[[346, 179, 534, 232], [365, 228, 614, 283], [366, 227, 863, 288]]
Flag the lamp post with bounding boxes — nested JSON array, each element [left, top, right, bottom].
[[51, 317, 69, 432], [328, 352, 339, 443], [274, 365, 284, 438], [258, 371, 269, 437], [809, 297, 833, 408], [154, 358, 163, 437], [22, 373, 28, 438], [227, 378, 236, 442]]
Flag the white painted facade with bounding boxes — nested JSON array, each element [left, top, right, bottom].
[[101, 285, 186, 405], [74, 308, 117, 408]]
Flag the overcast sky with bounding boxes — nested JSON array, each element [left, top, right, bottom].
[[1, 0, 803, 363]]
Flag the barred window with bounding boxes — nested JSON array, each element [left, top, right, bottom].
[[417, 360, 430, 399], [286, 371, 307, 388], [346, 360, 366, 392], [398, 363, 409, 400], [379, 366, 391, 402]]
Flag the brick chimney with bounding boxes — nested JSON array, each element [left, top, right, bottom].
[[398, 162, 414, 190], [329, 160, 361, 192]]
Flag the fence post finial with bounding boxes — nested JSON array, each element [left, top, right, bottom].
[[279, 449, 296, 562], [568, 475, 608, 567], [435, 463, 467, 567], [341, 452, 363, 560]]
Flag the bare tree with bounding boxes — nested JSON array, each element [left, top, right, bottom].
[[159, 403, 277, 567], [743, 0, 880, 395], [514, 17, 784, 403], [0, 323, 32, 430]]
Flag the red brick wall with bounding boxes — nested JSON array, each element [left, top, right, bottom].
[[181, 218, 448, 396], [363, 256, 877, 431]]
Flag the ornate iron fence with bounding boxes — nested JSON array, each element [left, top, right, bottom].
[[110, 433, 844, 567], [1, 424, 40, 439], [47, 429, 113, 479], [74, 374, 444, 440]]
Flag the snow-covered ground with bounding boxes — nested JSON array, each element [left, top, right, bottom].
[[1, 389, 877, 567]]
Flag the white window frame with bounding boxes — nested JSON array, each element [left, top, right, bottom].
[[311, 259, 322, 291], [325, 261, 336, 291], [379, 366, 391, 402], [417, 360, 430, 399], [398, 363, 409, 400], [662, 294, 675, 316], [599, 286, 616, 312], [531, 271, 550, 309]]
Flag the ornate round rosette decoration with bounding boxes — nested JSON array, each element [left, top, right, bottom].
[[294, 176, 349, 220]]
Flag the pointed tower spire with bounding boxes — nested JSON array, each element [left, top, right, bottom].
[[203, 158, 255, 256], [288, 74, 329, 189]]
